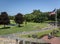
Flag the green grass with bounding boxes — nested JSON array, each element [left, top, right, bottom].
[[0, 20, 48, 35], [55, 32, 60, 37], [18, 30, 53, 38], [54, 29, 60, 37], [10, 20, 15, 24], [52, 28, 60, 37], [19, 28, 60, 38]]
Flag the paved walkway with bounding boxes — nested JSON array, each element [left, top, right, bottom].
[[42, 35, 60, 44], [0, 37, 16, 44]]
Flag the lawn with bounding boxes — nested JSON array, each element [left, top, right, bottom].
[[52, 28, 60, 37], [54, 29, 60, 37], [18, 28, 60, 38], [18, 30, 53, 38], [54, 31, 60, 37], [0, 20, 48, 35]]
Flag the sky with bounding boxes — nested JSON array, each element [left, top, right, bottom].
[[0, 0, 60, 16]]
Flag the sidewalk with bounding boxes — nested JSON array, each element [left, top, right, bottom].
[[0, 37, 16, 44], [42, 35, 60, 44]]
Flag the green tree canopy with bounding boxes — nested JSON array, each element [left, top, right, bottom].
[[0, 12, 10, 27], [14, 13, 24, 27]]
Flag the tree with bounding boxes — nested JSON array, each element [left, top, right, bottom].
[[0, 12, 10, 28], [9, 16, 14, 20], [31, 10, 45, 23], [24, 14, 35, 22], [0, 15, 2, 25], [14, 13, 24, 27], [24, 10, 48, 23], [56, 9, 60, 26], [34, 13, 46, 23], [57, 9, 60, 19], [31, 10, 41, 15]]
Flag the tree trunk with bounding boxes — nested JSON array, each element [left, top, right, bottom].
[[4, 24, 5, 28], [18, 24, 20, 27]]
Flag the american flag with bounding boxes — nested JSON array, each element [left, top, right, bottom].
[[49, 9, 56, 15]]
